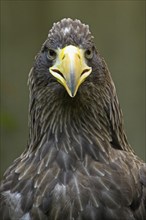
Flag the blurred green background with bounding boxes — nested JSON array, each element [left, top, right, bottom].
[[0, 1, 145, 179]]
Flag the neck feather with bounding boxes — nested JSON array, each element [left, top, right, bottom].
[[27, 68, 132, 155]]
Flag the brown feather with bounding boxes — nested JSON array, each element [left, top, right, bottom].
[[0, 18, 145, 220]]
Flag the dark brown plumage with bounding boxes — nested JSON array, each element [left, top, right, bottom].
[[0, 18, 146, 220]]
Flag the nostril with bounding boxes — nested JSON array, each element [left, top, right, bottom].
[[62, 55, 65, 60], [81, 69, 90, 76], [77, 54, 81, 59], [51, 69, 65, 79]]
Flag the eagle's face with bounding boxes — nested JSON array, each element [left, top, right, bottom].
[[49, 45, 92, 97], [34, 18, 104, 98]]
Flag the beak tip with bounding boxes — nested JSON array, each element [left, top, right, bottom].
[[68, 83, 76, 97], [67, 88, 76, 97], [68, 91, 75, 98]]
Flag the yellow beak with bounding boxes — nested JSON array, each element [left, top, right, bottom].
[[49, 45, 92, 97]]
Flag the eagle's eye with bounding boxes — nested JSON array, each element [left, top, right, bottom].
[[47, 49, 57, 61], [85, 48, 93, 60]]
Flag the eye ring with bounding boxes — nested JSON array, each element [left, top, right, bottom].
[[47, 49, 57, 60], [85, 48, 93, 60]]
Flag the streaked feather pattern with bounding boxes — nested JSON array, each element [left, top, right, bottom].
[[0, 18, 146, 220]]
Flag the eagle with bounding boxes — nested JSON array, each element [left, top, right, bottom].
[[0, 18, 146, 220]]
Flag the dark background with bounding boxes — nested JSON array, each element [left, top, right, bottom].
[[0, 1, 145, 179]]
